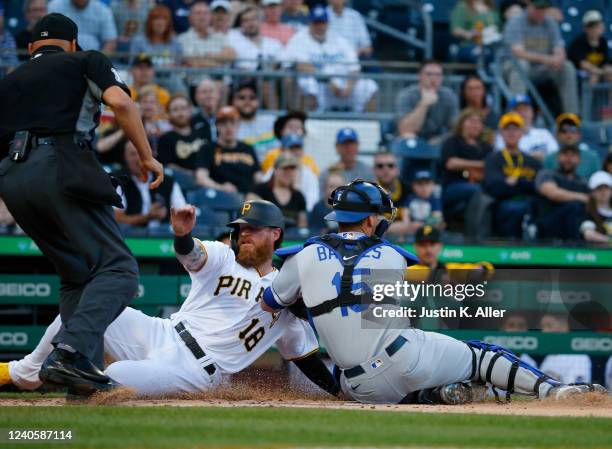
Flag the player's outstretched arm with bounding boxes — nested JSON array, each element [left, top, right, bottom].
[[171, 205, 207, 272]]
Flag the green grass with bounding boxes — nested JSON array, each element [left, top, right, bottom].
[[0, 405, 610, 449]]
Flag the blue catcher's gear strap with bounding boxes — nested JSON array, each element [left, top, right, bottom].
[[465, 340, 560, 402], [306, 234, 396, 317]]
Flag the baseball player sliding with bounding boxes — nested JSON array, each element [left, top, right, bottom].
[[0, 201, 339, 398], [261, 179, 607, 404]]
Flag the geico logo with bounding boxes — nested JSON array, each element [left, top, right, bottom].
[[0, 332, 28, 346], [180, 284, 191, 298], [0, 283, 51, 297], [484, 336, 538, 350], [137, 284, 145, 298], [571, 338, 612, 352], [536, 290, 591, 304]]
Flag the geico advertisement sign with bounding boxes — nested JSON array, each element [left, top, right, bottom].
[[483, 335, 538, 351], [0, 332, 28, 346], [0, 283, 51, 297], [571, 338, 612, 352]]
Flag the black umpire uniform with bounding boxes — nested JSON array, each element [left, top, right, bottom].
[[0, 14, 140, 395]]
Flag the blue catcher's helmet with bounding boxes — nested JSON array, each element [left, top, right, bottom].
[[324, 179, 396, 224]]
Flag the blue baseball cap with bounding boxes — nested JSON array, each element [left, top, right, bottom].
[[281, 134, 303, 149], [413, 170, 433, 181], [309, 5, 328, 22], [336, 127, 358, 144], [509, 94, 532, 109]]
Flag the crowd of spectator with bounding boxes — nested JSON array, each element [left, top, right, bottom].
[[0, 0, 611, 244]]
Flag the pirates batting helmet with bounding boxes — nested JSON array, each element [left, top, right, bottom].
[[227, 200, 285, 250]]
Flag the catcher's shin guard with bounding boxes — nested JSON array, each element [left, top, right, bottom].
[[465, 340, 561, 400]]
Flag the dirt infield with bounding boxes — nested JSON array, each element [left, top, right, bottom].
[[2, 385, 611, 418]]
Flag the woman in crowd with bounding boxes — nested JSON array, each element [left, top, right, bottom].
[[581, 171, 612, 243], [130, 5, 184, 92], [459, 75, 498, 141], [441, 108, 493, 220], [450, 0, 499, 63], [247, 153, 308, 231]]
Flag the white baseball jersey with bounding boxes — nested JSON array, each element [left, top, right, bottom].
[[228, 30, 283, 72], [494, 127, 559, 156], [266, 232, 409, 369], [282, 29, 360, 77], [172, 239, 318, 373]]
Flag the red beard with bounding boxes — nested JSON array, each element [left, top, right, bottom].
[[236, 242, 272, 268]]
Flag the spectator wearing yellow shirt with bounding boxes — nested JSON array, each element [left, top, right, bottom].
[[128, 54, 170, 108], [261, 110, 319, 176]]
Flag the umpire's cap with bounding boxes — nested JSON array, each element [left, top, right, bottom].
[[227, 200, 285, 248], [325, 179, 396, 223], [31, 13, 78, 44]]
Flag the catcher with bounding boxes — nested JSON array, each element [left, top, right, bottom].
[[260, 179, 606, 404]]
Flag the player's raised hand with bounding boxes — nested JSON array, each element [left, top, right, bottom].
[[171, 205, 197, 236]]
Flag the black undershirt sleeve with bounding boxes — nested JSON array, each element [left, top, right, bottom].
[[292, 352, 341, 397]]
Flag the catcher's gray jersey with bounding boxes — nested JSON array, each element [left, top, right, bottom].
[[267, 232, 408, 368]]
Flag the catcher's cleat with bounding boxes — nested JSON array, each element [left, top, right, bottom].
[[547, 383, 608, 400], [0, 362, 11, 386], [418, 382, 481, 405]]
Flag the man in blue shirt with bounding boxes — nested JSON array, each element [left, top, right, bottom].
[[48, 0, 117, 52]]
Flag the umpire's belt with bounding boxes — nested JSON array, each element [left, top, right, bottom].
[[174, 322, 217, 376], [31, 136, 57, 147], [343, 335, 407, 379]]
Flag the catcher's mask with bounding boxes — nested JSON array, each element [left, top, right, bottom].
[[227, 200, 285, 253], [325, 179, 397, 237]]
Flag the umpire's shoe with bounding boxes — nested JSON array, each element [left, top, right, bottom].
[[39, 347, 116, 397]]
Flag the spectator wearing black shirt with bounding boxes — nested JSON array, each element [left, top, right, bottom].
[[157, 93, 208, 188], [441, 108, 493, 219], [459, 75, 498, 142], [247, 153, 308, 229], [191, 78, 220, 142], [568, 11, 612, 85], [535, 145, 589, 240], [14, 0, 47, 61], [115, 141, 186, 230], [373, 151, 412, 237], [196, 106, 261, 194], [484, 112, 541, 238]]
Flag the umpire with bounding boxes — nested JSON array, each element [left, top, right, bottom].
[[0, 13, 164, 396]]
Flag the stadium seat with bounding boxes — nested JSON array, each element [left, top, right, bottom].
[[561, 0, 606, 19], [186, 188, 243, 215], [390, 137, 441, 182], [582, 123, 611, 159], [422, 0, 457, 24]]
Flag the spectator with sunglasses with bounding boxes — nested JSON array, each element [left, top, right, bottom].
[[373, 151, 412, 238], [232, 80, 279, 162], [542, 113, 600, 179]]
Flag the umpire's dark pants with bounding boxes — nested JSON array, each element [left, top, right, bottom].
[[0, 144, 139, 368]]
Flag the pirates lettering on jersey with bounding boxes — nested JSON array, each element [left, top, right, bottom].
[[213, 275, 252, 300]]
